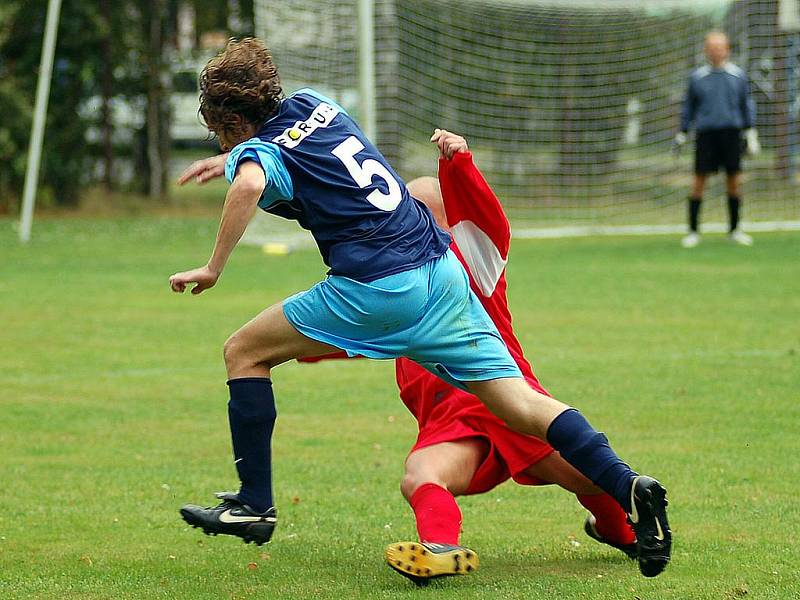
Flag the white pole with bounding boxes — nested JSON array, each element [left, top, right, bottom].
[[779, 0, 800, 31], [357, 0, 376, 143], [19, 0, 63, 243]]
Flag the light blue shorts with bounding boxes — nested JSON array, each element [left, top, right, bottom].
[[283, 250, 522, 389]]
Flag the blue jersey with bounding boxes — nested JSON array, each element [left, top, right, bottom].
[[680, 63, 755, 133], [225, 89, 450, 282]]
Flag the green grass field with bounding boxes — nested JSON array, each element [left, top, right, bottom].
[[1, 218, 798, 599]]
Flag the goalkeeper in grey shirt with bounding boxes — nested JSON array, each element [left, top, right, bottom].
[[674, 31, 758, 248]]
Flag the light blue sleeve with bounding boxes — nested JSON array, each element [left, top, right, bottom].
[[224, 138, 294, 209]]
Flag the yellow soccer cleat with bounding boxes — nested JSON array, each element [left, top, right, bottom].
[[385, 541, 479, 586]]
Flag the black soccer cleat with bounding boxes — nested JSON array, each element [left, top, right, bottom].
[[627, 475, 672, 577], [385, 541, 479, 586], [583, 514, 638, 559], [180, 491, 276, 546]]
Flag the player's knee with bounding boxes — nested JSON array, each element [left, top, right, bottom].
[[400, 473, 417, 501], [401, 469, 446, 500], [223, 333, 259, 372], [223, 334, 241, 369]]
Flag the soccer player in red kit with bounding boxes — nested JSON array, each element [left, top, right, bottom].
[[383, 130, 637, 584]]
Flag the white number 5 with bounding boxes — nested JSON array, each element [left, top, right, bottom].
[[332, 136, 402, 211]]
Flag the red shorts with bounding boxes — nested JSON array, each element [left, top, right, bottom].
[[411, 414, 555, 495]]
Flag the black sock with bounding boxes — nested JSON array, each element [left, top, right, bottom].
[[227, 377, 276, 513], [546, 409, 637, 513], [727, 195, 741, 232], [688, 196, 702, 233]]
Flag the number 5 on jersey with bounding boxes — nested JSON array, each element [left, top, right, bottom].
[[332, 136, 403, 211]]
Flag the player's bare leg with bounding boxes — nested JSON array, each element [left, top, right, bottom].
[[181, 303, 341, 544], [691, 172, 707, 199], [521, 454, 637, 559], [683, 173, 707, 247], [223, 301, 342, 378], [400, 440, 487, 500], [387, 441, 484, 585], [725, 171, 740, 197], [520, 452, 600, 495], [465, 377, 566, 440], [466, 377, 671, 577]]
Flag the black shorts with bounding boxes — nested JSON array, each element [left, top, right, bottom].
[[695, 128, 743, 174]]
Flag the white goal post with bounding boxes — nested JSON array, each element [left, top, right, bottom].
[[19, 0, 62, 243]]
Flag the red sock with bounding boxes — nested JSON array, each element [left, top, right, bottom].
[[577, 493, 636, 545], [410, 483, 462, 545]]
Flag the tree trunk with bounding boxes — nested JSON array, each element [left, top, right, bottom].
[[147, 0, 166, 198], [100, 0, 114, 190]]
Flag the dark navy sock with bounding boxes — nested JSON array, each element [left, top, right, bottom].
[[227, 377, 276, 513], [547, 409, 636, 513], [688, 196, 702, 232], [727, 195, 741, 232]]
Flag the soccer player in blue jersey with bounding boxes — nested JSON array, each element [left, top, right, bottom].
[[674, 31, 759, 248], [170, 38, 671, 577]]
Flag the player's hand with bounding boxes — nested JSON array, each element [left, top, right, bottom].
[[177, 153, 229, 185], [430, 129, 468, 159], [169, 265, 220, 295], [744, 128, 760, 156], [671, 132, 687, 157]]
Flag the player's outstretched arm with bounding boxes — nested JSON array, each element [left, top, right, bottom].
[[169, 161, 265, 295], [177, 152, 230, 185]]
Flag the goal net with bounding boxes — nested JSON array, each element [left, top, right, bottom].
[[251, 0, 799, 243]]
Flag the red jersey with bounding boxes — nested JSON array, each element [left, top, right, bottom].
[[395, 152, 550, 431]]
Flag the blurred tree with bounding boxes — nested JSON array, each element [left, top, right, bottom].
[[0, 0, 254, 211], [193, 0, 254, 39], [141, 0, 171, 198], [0, 0, 104, 209], [98, 0, 115, 191]]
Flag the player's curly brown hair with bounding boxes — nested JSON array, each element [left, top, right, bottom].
[[199, 38, 283, 143]]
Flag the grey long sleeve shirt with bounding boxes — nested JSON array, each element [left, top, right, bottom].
[[680, 62, 755, 133]]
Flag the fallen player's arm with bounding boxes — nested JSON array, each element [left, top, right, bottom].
[[439, 151, 510, 258], [169, 161, 264, 294], [432, 133, 510, 297]]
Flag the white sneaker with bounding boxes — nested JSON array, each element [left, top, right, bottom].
[[681, 232, 701, 248], [729, 229, 753, 246]]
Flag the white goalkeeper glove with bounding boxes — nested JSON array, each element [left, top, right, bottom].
[[671, 132, 687, 157], [744, 128, 760, 156]]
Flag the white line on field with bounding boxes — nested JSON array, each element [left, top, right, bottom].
[[512, 220, 800, 239], [239, 220, 800, 246]]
